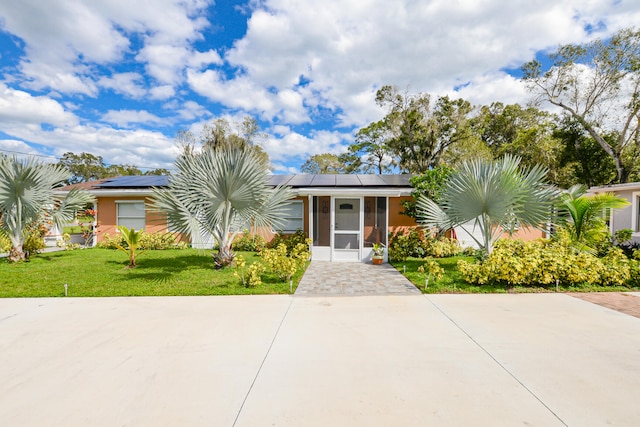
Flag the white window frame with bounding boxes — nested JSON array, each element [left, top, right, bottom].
[[274, 200, 304, 233], [632, 192, 640, 235], [116, 200, 146, 231]]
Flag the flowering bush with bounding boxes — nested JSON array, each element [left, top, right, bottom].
[[388, 228, 461, 261], [457, 238, 631, 288], [261, 241, 310, 281], [233, 255, 266, 287]]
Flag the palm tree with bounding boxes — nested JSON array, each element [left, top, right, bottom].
[[416, 155, 557, 254], [0, 155, 95, 262], [557, 184, 629, 253], [150, 147, 293, 268]]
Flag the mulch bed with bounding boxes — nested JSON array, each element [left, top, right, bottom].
[[569, 292, 640, 319]]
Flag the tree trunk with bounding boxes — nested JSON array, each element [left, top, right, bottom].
[[8, 245, 26, 262], [213, 244, 235, 269]]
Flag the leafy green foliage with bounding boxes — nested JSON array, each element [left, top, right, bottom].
[[388, 229, 461, 261], [556, 185, 630, 253], [457, 238, 633, 288], [97, 230, 185, 250], [268, 229, 308, 254], [232, 230, 267, 252], [401, 166, 452, 218], [261, 242, 310, 281], [115, 226, 144, 268]]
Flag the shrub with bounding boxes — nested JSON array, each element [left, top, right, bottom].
[[232, 230, 267, 252], [388, 229, 461, 261], [233, 255, 267, 287], [268, 229, 308, 254], [0, 231, 10, 253], [388, 229, 428, 261], [97, 230, 185, 250], [261, 241, 310, 281], [457, 238, 631, 288]]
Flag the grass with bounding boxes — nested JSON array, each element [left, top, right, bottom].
[[0, 248, 307, 297], [392, 256, 640, 294]]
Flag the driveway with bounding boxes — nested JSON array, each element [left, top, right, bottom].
[[1, 294, 639, 426]]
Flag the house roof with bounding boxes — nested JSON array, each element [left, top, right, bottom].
[[590, 182, 640, 193], [59, 174, 413, 190]]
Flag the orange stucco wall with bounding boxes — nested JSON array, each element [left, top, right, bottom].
[[95, 196, 168, 241], [388, 196, 418, 233]]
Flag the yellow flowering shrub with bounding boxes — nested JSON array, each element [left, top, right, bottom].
[[457, 238, 631, 288]]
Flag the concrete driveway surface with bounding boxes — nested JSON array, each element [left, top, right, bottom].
[[1, 293, 639, 426]]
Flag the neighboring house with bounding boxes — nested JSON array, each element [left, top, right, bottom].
[[55, 174, 546, 262], [589, 182, 640, 244]]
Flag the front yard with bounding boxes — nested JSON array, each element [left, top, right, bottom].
[[0, 248, 305, 297]]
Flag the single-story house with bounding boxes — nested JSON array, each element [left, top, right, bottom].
[[55, 174, 545, 262], [589, 182, 640, 244]]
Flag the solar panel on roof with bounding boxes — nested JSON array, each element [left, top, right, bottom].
[[310, 174, 336, 186], [356, 175, 387, 186], [287, 175, 315, 186], [335, 175, 361, 186], [268, 175, 292, 186], [97, 175, 169, 188], [380, 175, 412, 186]]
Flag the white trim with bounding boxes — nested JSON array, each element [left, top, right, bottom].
[[632, 192, 640, 235]]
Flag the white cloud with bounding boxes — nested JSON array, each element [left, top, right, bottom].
[[149, 85, 176, 100], [101, 110, 164, 128], [98, 73, 147, 99], [0, 84, 79, 129], [0, 0, 215, 94]]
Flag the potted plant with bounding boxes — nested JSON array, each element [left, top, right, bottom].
[[371, 242, 385, 265]]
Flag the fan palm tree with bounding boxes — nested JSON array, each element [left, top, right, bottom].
[[0, 155, 95, 262], [557, 185, 629, 253], [150, 147, 293, 268], [416, 155, 557, 254]]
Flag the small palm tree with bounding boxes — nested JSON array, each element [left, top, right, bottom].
[[115, 226, 144, 268], [416, 155, 558, 254], [150, 147, 293, 268], [0, 155, 95, 262], [557, 185, 630, 253]]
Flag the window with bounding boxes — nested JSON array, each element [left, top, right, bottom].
[[278, 201, 304, 233], [635, 194, 640, 233], [116, 201, 145, 230]]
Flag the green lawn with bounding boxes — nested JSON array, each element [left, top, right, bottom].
[[0, 248, 306, 297], [392, 256, 640, 293]]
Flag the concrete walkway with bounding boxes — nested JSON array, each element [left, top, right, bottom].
[[1, 294, 639, 426], [295, 261, 421, 296]]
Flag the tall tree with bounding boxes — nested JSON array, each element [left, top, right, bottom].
[[522, 28, 640, 183], [375, 86, 474, 173], [300, 153, 349, 174], [0, 155, 95, 261], [150, 147, 293, 268], [474, 103, 565, 185], [416, 155, 558, 254], [351, 120, 394, 174], [200, 117, 270, 168], [57, 152, 107, 184]]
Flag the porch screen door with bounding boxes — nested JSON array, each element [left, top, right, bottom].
[[333, 198, 360, 261]]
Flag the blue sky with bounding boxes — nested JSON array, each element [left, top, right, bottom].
[[0, 0, 639, 174]]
